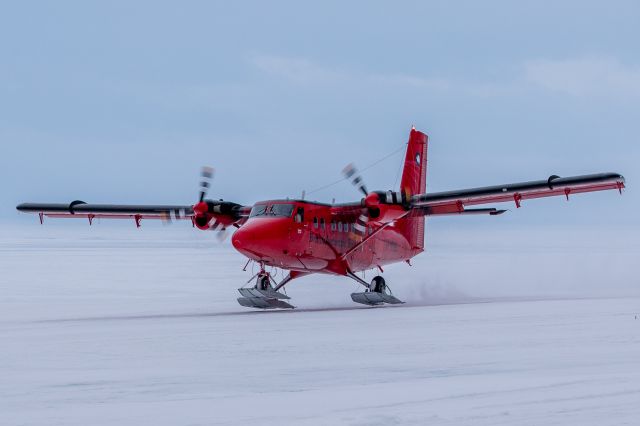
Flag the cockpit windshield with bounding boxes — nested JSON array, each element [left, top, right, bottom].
[[249, 204, 267, 217], [249, 203, 295, 218]]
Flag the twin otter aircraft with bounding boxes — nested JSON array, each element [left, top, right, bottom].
[[18, 128, 625, 309]]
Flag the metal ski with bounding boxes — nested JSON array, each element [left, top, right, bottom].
[[349, 274, 404, 306], [237, 272, 295, 309], [350, 291, 404, 306]]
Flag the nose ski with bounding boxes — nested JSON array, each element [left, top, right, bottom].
[[237, 272, 295, 309]]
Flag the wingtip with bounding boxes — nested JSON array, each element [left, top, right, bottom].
[[605, 172, 625, 183]]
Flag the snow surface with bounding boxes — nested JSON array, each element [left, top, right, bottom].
[[1, 224, 640, 425]]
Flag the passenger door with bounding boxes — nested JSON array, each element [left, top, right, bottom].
[[289, 206, 308, 257]]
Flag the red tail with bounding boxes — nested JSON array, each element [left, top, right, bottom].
[[400, 128, 428, 197], [398, 128, 428, 253]]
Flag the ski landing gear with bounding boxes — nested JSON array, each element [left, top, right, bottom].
[[349, 274, 404, 306], [237, 271, 295, 309]]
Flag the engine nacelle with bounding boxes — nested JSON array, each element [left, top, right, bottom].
[[364, 191, 410, 209], [193, 200, 243, 230]]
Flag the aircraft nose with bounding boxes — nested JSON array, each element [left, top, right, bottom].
[[231, 228, 250, 252], [232, 218, 288, 260]]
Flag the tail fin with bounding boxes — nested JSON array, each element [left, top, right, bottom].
[[398, 128, 428, 253], [400, 128, 428, 197]]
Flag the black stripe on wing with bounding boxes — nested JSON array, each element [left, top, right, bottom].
[[16, 202, 195, 216], [411, 173, 625, 206]]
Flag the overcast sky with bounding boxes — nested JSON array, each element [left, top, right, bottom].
[[1, 1, 637, 231]]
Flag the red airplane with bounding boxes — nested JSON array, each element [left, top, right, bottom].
[[17, 128, 626, 309]]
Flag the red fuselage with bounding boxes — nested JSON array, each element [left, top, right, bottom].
[[232, 200, 422, 275]]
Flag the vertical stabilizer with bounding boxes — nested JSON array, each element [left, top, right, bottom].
[[400, 127, 428, 197], [398, 128, 428, 252]]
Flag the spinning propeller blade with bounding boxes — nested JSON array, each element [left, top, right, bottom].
[[208, 219, 228, 241], [216, 228, 229, 242], [354, 212, 369, 236], [342, 163, 368, 196], [160, 208, 188, 225], [342, 163, 371, 237], [199, 166, 214, 202], [194, 167, 234, 242]]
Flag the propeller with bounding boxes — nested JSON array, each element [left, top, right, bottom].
[[160, 208, 188, 225], [162, 167, 215, 226], [342, 163, 376, 237], [342, 163, 368, 196], [122, 165, 236, 238], [208, 218, 229, 241], [192, 166, 242, 239], [199, 166, 215, 202], [194, 166, 219, 231]]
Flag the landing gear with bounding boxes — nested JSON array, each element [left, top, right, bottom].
[[257, 274, 270, 291], [349, 273, 404, 306], [370, 276, 386, 293], [237, 266, 295, 309]]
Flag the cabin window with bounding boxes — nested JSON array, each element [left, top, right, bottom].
[[294, 207, 304, 223], [320, 218, 325, 230], [331, 220, 336, 231], [313, 217, 318, 228], [338, 222, 343, 232]]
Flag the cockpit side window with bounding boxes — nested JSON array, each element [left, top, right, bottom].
[[249, 204, 267, 217], [294, 207, 304, 223], [271, 203, 295, 217]]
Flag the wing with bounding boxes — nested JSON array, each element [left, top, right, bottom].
[[16, 201, 195, 224], [16, 200, 252, 228], [411, 172, 625, 215]]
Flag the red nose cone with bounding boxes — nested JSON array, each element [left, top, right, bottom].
[[364, 192, 380, 208], [193, 201, 208, 215], [231, 229, 246, 251], [231, 217, 290, 261]]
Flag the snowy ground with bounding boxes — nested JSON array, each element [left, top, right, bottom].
[[1, 224, 639, 425]]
